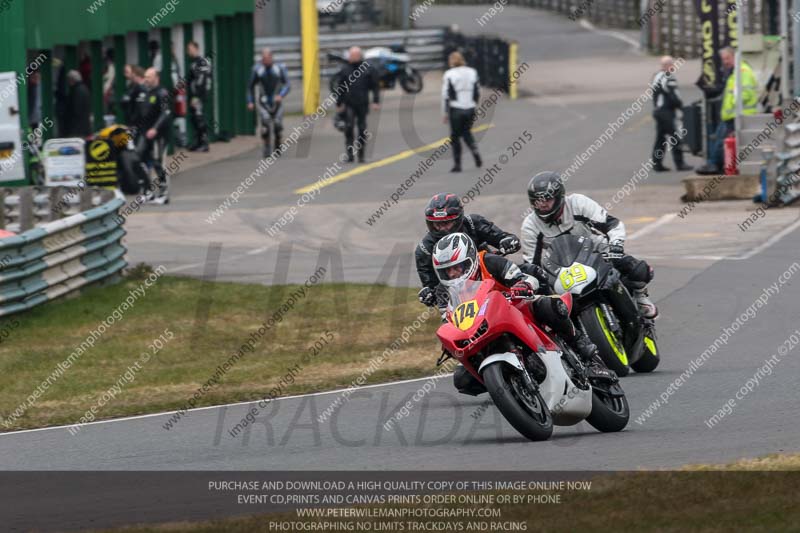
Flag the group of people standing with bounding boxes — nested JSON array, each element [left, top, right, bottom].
[[649, 47, 759, 175], [117, 40, 211, 201], [251, 47, 483, 171]]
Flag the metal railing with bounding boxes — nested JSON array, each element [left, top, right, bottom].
[[0, 187, 118, 234], [0, 194, 127, 317], [254, 27, 447, 79], [773, 114, 800, 205]]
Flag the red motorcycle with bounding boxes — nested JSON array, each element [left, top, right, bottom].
[[436, 278, 629, 441]]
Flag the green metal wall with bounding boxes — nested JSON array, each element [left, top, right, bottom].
[[23, 0, 252, 50], [0, 0, 254, 184]]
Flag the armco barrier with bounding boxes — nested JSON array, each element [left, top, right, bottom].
[[0, 196, 127, 317], [255, 28, 447, 80], [771, 110, 800, 205]]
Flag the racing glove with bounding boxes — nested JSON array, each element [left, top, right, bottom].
[[510, 280, 535, 298], [522, 263, 549, 288], [418, 286, 436, 307], [498, 236, 521, 255], [604, 242, 625, 261]]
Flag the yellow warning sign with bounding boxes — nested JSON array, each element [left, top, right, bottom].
[[89, 140, 111, 161]]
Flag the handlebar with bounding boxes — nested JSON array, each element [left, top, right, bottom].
[[478, 243, 510, 257]]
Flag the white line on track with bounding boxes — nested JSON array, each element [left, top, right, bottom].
[[628, 213, 676, 241], [578, 19, 642, 50], [727, 216, 800, 260], [0, 373, 453, 437]]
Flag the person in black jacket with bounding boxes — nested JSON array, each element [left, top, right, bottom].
[[651, 56, 692, 172], [138, 67, 172, 202], [122, 65, 147, 127], [65, 70, 91, 138], [416, 193, 520, 309], [335, 46, 380, 163], [186, 41, 212, 152]]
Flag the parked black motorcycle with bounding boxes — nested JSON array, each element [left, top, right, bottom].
[[538, 234, 660, 377], [327, 46, 423, 94]]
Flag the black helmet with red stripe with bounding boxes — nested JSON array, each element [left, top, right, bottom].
[[425, 193, 464, 239]]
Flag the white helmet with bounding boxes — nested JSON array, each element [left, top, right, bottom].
[[432, 233, 478, 287]]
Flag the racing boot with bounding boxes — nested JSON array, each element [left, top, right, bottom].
[[453, 364, 486, 396], [573, 331, 616, 381], [633, 287, 658, 319], [195, 133, 210, 153]]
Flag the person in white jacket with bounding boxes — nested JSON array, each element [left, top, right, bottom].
[[521, 171, 658, 318], [441, 51, 482, 172]]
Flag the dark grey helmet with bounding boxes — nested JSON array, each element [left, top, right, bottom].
[[527, 171, 565, 224]]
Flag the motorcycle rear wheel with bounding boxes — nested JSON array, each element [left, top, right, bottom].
[[631, 331, 660, 373], [580, 304, 630, 377], [482, 362, 553, 442], [400, 70, 423, 93]]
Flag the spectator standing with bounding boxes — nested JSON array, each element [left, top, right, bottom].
[[441, 51, 482, 173], [335, 46, 380, 163], [65, 70, 91, 138], [102, 49, 116, 114], [54, 60, 68, 137], [186, 41, 212, 152], [650, 55, 692, 172], [247, 48, 291, 158], [123, 65, 147, 128], [137, 67, 172, 202], [27, 71, 42, 130], [697, 46, 759, 175]]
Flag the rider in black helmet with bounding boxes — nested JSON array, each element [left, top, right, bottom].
[[416, 193, 521, 309], [522, 171, 657, 318]]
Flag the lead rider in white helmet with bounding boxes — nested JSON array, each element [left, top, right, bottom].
[[432, 233, 614, 396]]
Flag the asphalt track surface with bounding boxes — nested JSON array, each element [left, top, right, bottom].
[[2, 4, 800, 530]]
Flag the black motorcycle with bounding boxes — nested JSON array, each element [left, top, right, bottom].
[[327, 46, 423, 94], [537, 234, 660, 377]]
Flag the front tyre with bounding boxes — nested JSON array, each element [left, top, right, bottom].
[[580, 304, 630, 377], [631, 332, 660, 373], [586, 384, 629, 433], [482, 362, 553, 441], [400, 69, 423, 93], [118, 150, 148, 195]]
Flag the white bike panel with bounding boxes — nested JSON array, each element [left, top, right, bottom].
[[538, 350, 592, 426]]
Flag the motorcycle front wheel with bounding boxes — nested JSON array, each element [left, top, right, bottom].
[[586, 383, 629, 433], [400, 69, 423, 93], [118, 150, 148, 195], [482, 362, 553, 442], [580, 304, 630, 377]]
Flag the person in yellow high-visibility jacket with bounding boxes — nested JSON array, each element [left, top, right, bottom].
[[697, 47, 759, 175]]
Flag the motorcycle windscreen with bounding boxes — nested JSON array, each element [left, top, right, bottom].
[[542, 234, 595, 270], [445, 279, 489, 331]]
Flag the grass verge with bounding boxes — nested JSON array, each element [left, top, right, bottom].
[[0, 268, 439, 431]]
